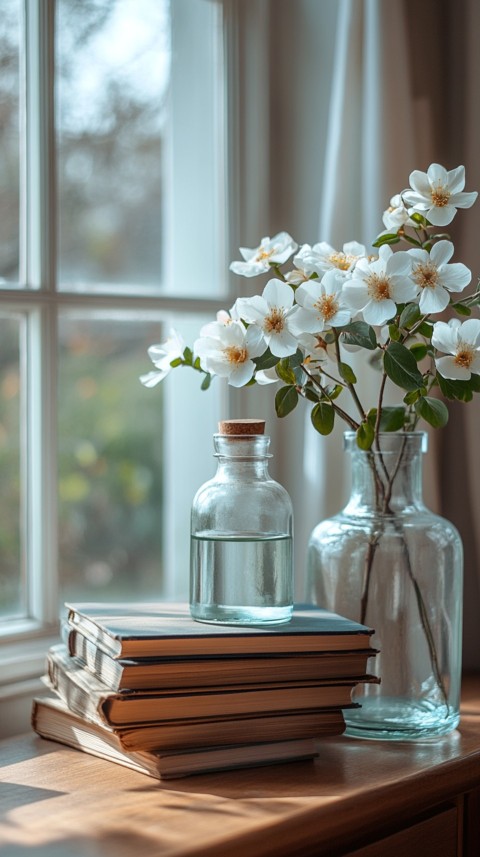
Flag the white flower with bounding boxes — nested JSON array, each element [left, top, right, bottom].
[[255, 367, 280, 385], [407, 240, 471, 314], [432, 318, 480, 380], [199, 307, 241, 339], [292, 269, 351, 333], [234, 279, 299, 357], [140, 329, 185, 387], [296, 332, 337, 368], [285, 268, 311, 286], [382, 193, 415, 230], [194, 322, 266, 388], [403, 164, 478, 227], [229, 232, 298, 278], [294, 241, 367, 276], [342, 246, 417, 326]]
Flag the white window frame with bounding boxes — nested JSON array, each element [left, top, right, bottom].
[[0, 0, 272, 735]]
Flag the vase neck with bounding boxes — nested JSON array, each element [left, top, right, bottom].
[[213, 434, 271, 482], [344, 433, 427, 514]]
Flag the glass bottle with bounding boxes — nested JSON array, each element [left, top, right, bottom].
[[307, 431, 463, 741], [190, 419, 294, 625]]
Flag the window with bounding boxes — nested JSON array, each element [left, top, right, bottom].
[[0, 0, 234, 669]]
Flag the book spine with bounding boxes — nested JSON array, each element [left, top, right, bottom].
[[46, 652, 108, 726]]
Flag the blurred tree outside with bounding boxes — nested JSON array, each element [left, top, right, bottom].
[[58, 316, 165, 602], [0, 0, 172, 614]]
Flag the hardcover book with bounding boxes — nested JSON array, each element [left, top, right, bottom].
[[37, 703, 345, 752], [65, 602, 374, 659], [63, 622, 375, 691], [32, 697, 319, 779], [45, 644, 367, 727]]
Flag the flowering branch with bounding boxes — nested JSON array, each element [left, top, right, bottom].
[[141, 163, 479, 446]]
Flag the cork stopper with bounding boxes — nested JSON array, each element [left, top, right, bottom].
[[218, 419, 265, 436]]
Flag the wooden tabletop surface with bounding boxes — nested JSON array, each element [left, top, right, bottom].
[[1, 676, 480, 857]]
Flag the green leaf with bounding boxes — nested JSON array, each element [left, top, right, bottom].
[[452, 303, 472, 317], [401, 233, 422, 247], [417, 321, 434, 338], [340, 321, 377, 350], [399, 303, 421, 330], [388, 324, 401, 342], [311, 402, 335, 435], [410, 212, 429, 226], [325, 384, 344, 401], [293, 364, 305, 385], [339, 362, 357, 384], [372, 232, 401, 248], [415, 396, 449, 428], [356, 421, 375, 450], [384, 341, 424, 391], [289, 349, 304, 368], [275, 385, 298, 418], [275, 359, 296, 385], [253, 348, 279, 371], [169, 357, 183, 368], [437, 372, 480, 401], [403, 390, 421, 405], [303, 385, 320, 403], [183, 347, 193, 364], [378, 406, 406, 431], [409, 343, 428, 362], [470, 374, 480, 392], [193, 356, 202, 370], [200, 373, 212, 391]]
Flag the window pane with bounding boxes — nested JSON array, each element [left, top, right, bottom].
[[56, 0, 170, 291], [0, 0, 21, 283], [57, 311, 222, 606], [58, 312, 165, 603], [0, 314, 23, 619]]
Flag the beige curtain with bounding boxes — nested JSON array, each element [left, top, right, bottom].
[[312, 0, 480, 668]]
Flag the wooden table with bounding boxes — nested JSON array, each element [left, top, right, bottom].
[[1, 677, 480, 857]]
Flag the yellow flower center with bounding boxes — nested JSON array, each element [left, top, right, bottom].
[[328, 252, 357, 271], [430, 183, 451, 207], [314, 294, 338, 321], [366, 273, 391, 301], [412, 262, 439, 290], [255, 247, 276, 262], [454, 343, 475, 369], [263, 307, 286, 334], [224, 345, 248, 365]]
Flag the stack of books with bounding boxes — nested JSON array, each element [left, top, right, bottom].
[[32, 602, 377, 779]]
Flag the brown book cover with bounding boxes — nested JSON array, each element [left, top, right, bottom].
[[63, 622, 375, 691], [45, 644, 374, 727], [36, 690, 346, 752], [31, 697, 319, 779], [65, 602, 374, 659]]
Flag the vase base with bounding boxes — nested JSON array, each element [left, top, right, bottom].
[[189, 603, 293, 625], [345, 697, 460, 742]]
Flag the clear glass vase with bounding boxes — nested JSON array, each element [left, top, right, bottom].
[[190, 425, 294, 625], [307, 431, 463, 741]]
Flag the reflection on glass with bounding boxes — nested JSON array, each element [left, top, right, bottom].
[[58, 312, 165, 604], [56, 0, 170, 290], [0, 315, 22, 618], [0, 0, 20, 283]]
